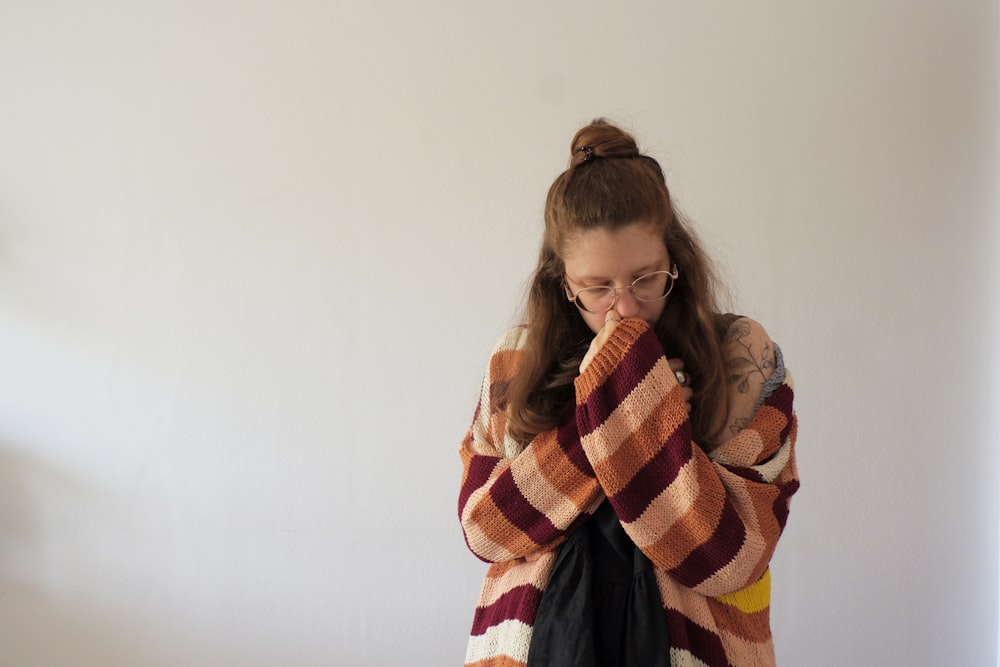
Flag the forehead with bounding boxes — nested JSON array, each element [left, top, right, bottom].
[[562, 223, 668, 278]]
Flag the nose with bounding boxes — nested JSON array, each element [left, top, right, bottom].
[[613, 287, 641, 317]]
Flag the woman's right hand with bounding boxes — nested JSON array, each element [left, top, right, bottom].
[[579, 310, 622, 373]]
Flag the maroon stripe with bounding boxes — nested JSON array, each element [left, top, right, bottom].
[[724, 464, 766, 483], [459, 455, 499, 515], [470, 583, 543, 635], [556, 409, 594, 477], [773, 478, 800, 530], [489, 467, 561, 547], [765, 382, 793, 417], [577, 327, 663, 437], [607, 424, 692, 522], [664, 608, 730, 666], [669, 500, 747, 588]]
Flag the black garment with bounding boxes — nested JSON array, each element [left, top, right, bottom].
[[527, 501, 671, 667]]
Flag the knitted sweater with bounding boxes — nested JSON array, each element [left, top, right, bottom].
[[458, 318, 799, 667]]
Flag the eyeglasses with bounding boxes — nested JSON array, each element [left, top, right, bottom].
[[565, 265, 680, 313]]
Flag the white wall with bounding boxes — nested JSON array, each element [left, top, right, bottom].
[[1, 1, 996, 665]]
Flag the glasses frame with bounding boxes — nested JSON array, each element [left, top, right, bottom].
[[565, 264, 680, 314]]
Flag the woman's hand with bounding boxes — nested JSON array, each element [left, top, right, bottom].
[[579, 309, 622, 374], [580, 311, 692, 414]]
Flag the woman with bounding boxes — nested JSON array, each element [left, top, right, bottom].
[[458, 119, 798, 667]]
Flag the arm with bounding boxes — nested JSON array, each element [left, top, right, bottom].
[[458, 328, 605, 563], [574, 318, 798, 596], [707, 316, 782, 447]]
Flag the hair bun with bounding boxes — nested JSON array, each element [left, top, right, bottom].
[[568, 118, 641, 167]]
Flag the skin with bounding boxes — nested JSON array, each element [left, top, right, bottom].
[[562, 222, 693, 409]]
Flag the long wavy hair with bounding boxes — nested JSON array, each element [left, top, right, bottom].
[[506, 119, 731, 446]]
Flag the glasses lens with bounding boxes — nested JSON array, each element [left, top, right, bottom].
[[633, 271, 672, 302], [576, 287, 615, 313]]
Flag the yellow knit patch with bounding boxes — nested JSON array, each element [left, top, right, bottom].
[[715, 568, 771, 613]]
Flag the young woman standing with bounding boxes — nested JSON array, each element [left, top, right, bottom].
[[458, 119, 799, 667]]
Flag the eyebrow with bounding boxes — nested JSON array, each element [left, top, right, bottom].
[[568, 260, 668, 284]]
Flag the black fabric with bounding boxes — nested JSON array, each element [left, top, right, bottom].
[[527, 501, 671, 667]]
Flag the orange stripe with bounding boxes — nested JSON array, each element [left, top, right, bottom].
[[709, 597, 773, 642], [469, 492, 539, 556], [510, 443, 581, 531], [489, 348, 522, 384], [466, 656, 526, 667], [531, 430, 600, 510], [644, 477, 726, 570]]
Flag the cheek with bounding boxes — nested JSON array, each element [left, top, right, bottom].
[[642, 300, 668, 324]]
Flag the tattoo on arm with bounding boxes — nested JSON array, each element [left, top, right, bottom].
[[724, 320, 775, 394], [713, 319, 778, 443]]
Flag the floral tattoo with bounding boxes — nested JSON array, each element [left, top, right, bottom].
[[723, 319, 776, 436], [725, 320, 775, 392]]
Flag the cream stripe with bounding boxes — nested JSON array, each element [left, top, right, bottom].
[[464, 618, 532, 664], [695, 531, 766, 596], [714, 431, 791, 482], [624, 456, 701, 548], [460, 486, 516, 562], [477, 553, 556, 607], [754, 438, 793, 483], [510, 448, 581, 531], [710, 428, 765, 467], [668, 648, 711, 667]]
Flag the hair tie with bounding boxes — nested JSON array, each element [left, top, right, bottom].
[[578, 146, 594, 162]]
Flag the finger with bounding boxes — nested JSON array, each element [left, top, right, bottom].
[[667, 358, 685, 373], [582, 310, 627, 373], [681, 386, 693, 403]]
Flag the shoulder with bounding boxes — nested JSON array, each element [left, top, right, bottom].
[[706, 317, 781, 445], [720, 317, 777, 387], [721, 317, 773, 349]]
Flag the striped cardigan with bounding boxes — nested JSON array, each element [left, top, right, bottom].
[[458, 318, 799, 667]]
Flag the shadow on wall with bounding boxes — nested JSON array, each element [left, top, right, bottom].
[[0, 445, 160, 667]]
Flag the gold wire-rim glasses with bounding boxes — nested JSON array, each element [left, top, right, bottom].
[[564, 265, 680, 314]]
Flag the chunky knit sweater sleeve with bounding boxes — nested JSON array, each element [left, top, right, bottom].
[[458, 327, 605, 563], [574, 318, 798, 597]]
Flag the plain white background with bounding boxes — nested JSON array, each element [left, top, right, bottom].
[[1, 1, 997, 665]]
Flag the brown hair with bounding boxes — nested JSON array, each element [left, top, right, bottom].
[[506, 119, 730, 446]]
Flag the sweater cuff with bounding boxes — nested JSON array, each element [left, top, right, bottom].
[[575, 318, 652, 403]]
